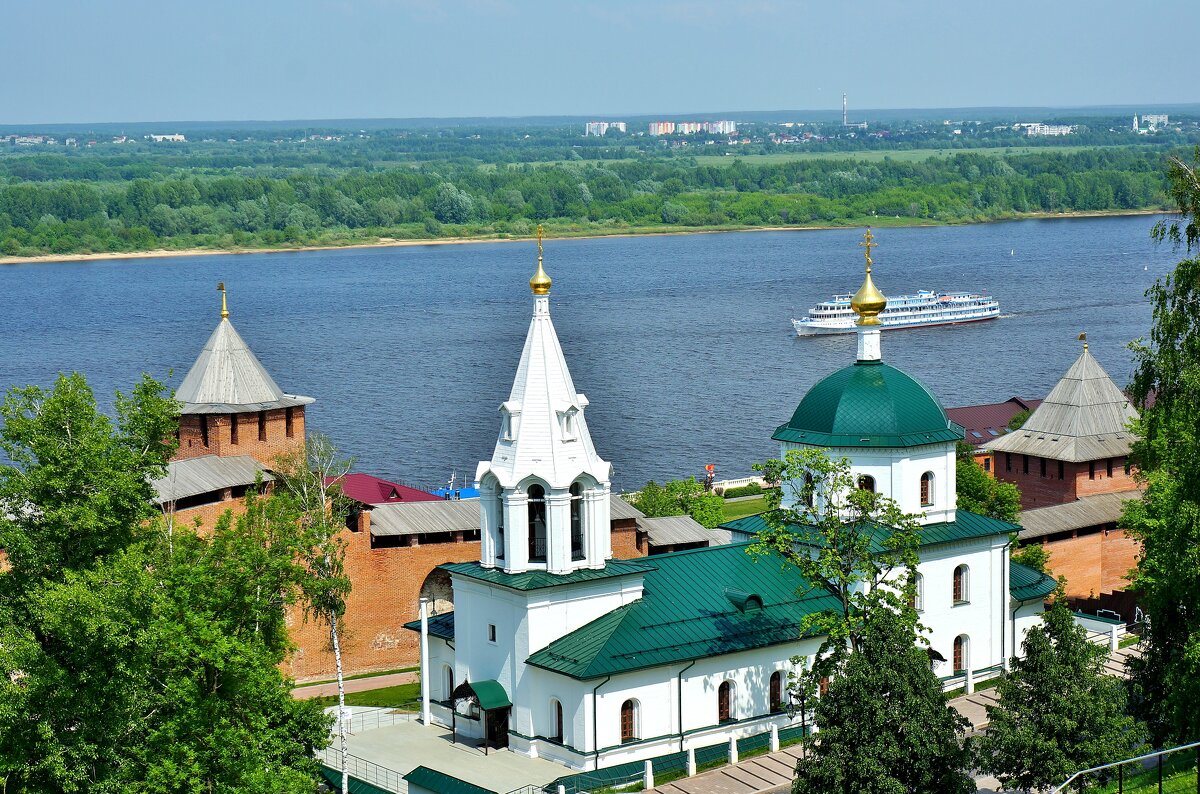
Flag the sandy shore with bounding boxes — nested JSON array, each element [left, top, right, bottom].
[[0, 209, 1169, 266]]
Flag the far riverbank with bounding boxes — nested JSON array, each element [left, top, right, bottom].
[[0, 208, 1170, 266]]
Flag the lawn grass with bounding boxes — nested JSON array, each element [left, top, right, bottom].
[[722, 495, 769, 522], [307, 682, 421, 709], [1093, 751, 1197, 793]]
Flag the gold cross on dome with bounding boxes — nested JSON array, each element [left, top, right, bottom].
[[860, 228, 877, 270]]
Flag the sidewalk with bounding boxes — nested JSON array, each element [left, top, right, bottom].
[[293, 670, 418, 700]]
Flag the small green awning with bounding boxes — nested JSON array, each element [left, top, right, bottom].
[[450, 679, 511, 711]]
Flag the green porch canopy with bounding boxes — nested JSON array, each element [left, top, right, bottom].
[[451, 679, 511, 711]]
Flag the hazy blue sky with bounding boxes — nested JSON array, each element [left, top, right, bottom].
[[2, 0, 1196, 124]]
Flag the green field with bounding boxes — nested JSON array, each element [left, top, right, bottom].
[[688, 145, 1096, 166], [308, 682, 420, 709], [722, 495, 769, 522]]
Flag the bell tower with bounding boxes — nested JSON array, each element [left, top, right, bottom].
[[474, 228, 614, 575]]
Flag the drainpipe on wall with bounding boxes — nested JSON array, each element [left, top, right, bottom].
[[677, 659, 697, 752], [592, 676, 611, 771], [1001, 538, 1013, 671], [420, 597, 431, 726]]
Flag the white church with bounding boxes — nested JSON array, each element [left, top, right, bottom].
[[411, 231, 1055, 772]]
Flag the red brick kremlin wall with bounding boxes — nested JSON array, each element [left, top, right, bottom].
[[993, 453, 1136, 509]]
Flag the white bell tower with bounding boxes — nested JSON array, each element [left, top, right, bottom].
[[475, 227, 613, 575]]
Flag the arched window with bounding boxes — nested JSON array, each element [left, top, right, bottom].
[[953, 635, 970, 673], [550, 699, 564, 742], [953, 565, 970, 605], [769, 671, 785, 713], [718, 681, 735, 723], [804, 472, 815, 508], [857, 474, 875, 492], [909, 573, 924, 612], [920, 472, 934, 506], [620, 699, 638, 743], [442, 665, 454, 700], [528, 484, 547, 562], [569, 482, 584, 561], [495, 490, 505, 560]]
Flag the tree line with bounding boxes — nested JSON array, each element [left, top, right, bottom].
[[0, 146, 1178, 257]]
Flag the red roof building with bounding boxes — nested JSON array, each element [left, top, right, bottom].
[[946, 396, 1042, 447], [328, 472, 442, 506]]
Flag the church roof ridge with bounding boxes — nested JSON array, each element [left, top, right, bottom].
[[988, 347, 1138, 461], [175, 318, 314, 415]]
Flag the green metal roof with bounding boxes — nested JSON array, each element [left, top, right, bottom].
[[774, 361, 963, 448], [525, 543, 842, 680], [720, 508, 1018, 551], [403, 767, 497, 794], [439, 559, 655, 591], [470, 679, 512, 710], [401, 611, 455, 640], [1010, 561, 1058, 602]]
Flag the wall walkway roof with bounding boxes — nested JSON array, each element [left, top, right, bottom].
[[1017, 490, 1142, 540], [151, 454, 271, 503]]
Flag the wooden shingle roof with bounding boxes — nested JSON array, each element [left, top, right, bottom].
[[176, 318, 313, 414], [988, 348, 1138, 462]]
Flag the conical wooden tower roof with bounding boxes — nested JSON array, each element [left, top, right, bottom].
[[989, 347, 1137, 462], [176, 318, 314, 415]]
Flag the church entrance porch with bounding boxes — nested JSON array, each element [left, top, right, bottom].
[[450, 680, 514, 754]]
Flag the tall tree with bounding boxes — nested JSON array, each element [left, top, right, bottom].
[[955, 442, 1021, 523], [1123, 147, 1200, 745], [975, 591, 1146, 791], [0, 374, 331, 793], [630, 477, 724, 528], [273, 433, 355, 794], [749, 449, 974, 792]]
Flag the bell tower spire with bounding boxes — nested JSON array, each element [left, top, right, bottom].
[[475, 233, 613, 575]]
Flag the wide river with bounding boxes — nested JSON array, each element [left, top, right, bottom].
[[0, 216, 1179, 492]]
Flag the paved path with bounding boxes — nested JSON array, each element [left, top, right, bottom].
[[293, 671, 418, 700]]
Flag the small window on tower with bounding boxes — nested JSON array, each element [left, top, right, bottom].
[[229, 413, 239, 445], [558, 407, 579, 442], [258, 410, 267, 441], [285, 407, 295, 438], [488, 624, 497, 643]]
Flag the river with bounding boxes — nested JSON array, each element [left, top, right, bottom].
[[0, 216, 1179, 491]]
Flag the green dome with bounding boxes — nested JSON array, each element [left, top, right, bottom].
[[773, 361, 962, 448]]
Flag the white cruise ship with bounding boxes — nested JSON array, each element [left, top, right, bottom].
[[793, 290, 1000, 335]]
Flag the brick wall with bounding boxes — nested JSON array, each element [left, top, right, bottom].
[[1037, 523, 1139, 600], [994, 454, 1135, 509], [287, 511, 653, 682], [285, 518, 482, 682], [174, 406, 306, 467]]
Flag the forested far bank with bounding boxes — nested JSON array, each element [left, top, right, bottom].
[[0, 146, 1180, 258]]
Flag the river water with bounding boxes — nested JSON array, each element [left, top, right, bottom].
[[0, 216, 1179, 491]]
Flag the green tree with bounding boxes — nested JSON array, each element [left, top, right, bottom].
[[1007, 409, 1032, 430], [975, 591, 1146, 791], [749, 449, 975, 792], [0, 374, 331, 793], [1123, 148, 1200, 745], [273, 433, 355, 794], [793, 607, 975, 794], [1011, 542, 1050, 575], [955, 443, 1021, 522], [629, 477, 724, 528]]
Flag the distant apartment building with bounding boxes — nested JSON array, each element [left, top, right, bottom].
[[1141, 114, 1168, 129], [648, 120, 737, 136], [1015, 123, 1075, 137], [583, 121, 626, 136], [147, 133, 187, 143]]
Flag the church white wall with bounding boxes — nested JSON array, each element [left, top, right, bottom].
[[452, 573, 646, 744], [780, 441, 957, 524], [1013, 602, 1046, 654], [915, 537, 1010, 678]]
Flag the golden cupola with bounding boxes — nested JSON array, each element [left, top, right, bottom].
[[851, 228, 887, 325], [530, 224, 552, 295]]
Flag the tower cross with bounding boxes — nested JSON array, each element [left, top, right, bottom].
[[860, 228, 877, 271]]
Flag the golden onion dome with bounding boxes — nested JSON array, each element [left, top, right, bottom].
[[851, 228, 887, 325], [530, 224, 552, 295]]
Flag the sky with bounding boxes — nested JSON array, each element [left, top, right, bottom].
[[2, 0, 1196, 125]]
